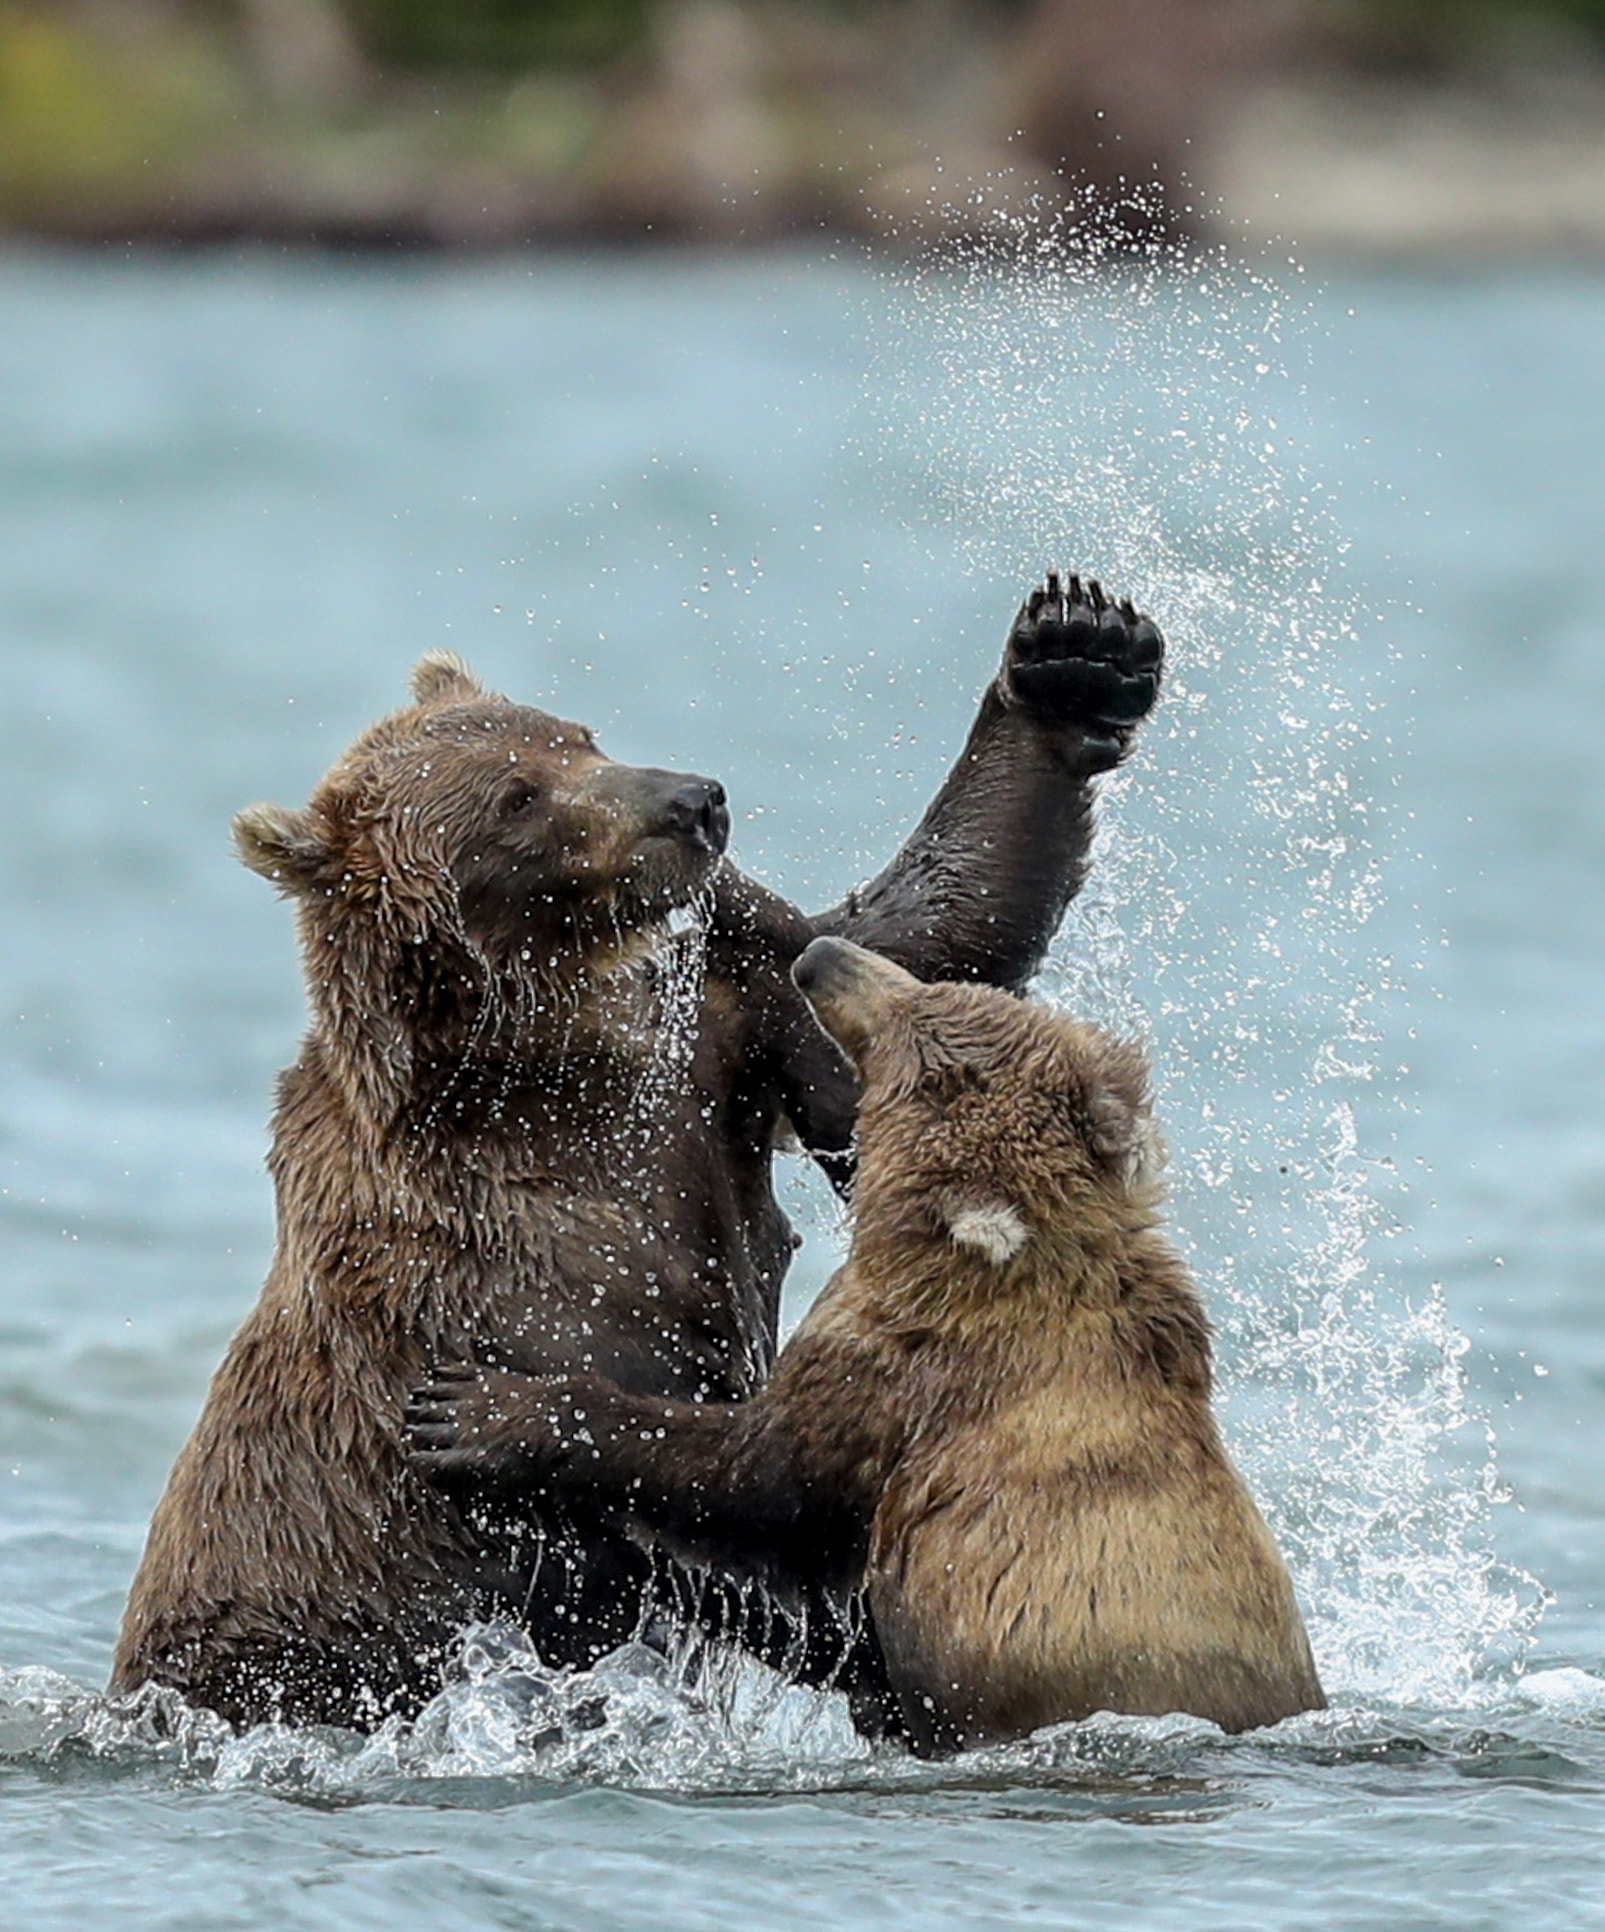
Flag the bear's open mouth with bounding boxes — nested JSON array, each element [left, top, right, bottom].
[[614, 835, 723, 931]]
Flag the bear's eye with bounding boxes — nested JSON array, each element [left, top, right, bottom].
[[500, 781, 543, 819]]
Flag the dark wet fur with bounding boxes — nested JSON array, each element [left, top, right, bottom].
[[114, 585, 1163, 1732]]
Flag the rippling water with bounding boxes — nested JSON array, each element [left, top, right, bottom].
[[2, 244, 1604, 1929]]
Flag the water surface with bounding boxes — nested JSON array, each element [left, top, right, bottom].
[[2, 246, 1603, 1929]]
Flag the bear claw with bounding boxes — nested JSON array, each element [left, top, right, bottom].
[[404, 1369, 497, 1476], [1005, 571, 1165, 756], [405, 1366, 573, 1490]]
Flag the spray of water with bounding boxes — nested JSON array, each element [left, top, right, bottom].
[[619, 894, 713, 1149], [860, 182, 1543, 1703], [3, 196, 1556, 1804]]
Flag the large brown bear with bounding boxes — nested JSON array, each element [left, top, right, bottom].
[[111, 573, 1163, 1731], [410, 937, 1325, 1755]]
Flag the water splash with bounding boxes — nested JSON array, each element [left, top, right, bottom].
[[0, 1632, 866, 1799], [860, 188, 1544, 1703], [614, 894, 713, 1162], [6, 1634, 1598, 1806]]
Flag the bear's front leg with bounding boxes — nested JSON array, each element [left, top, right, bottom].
[[407, 1361, 869, 1589], [810, 571, 1166, 991]]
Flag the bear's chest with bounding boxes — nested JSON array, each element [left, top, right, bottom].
[[468, 987, 795, 1399]]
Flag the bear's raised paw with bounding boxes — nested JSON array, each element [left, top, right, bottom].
[[1004, 571, 1164, 764]]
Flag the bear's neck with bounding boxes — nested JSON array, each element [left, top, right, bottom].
[[848, 1211, 1213, 1399], [302, 911, 677, 1151]]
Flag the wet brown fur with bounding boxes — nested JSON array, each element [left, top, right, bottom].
[[826, 952, 1325, 1749], [113, 594, 1154, 1730], [112, 654, 785, 1726], [432, 944, 1324, 1754]]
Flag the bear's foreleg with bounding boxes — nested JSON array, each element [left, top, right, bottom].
[[406, 1364, 871, 1595], [811, 573, 1165, 991]]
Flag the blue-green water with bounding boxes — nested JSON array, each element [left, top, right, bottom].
[[2, 245, 1604, 1929]]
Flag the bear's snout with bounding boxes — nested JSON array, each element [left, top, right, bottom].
[[601, 767, 730, 858], [791, 935, 855, 998], [793, 935, 914, 1001], [793, 940, 923, 1066], [663, 777, 730, 856]]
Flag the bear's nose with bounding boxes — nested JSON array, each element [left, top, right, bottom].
[[666, 778, 729, 856], [792, 935, 852, 996]]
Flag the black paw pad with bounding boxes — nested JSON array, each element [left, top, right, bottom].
[[1007, 570, 1164, 739]]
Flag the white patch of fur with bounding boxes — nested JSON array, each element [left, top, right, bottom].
[[947, 1200, 1029, 1264]]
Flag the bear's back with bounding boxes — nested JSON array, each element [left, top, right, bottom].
[[865, 1362, 1324, 1752]]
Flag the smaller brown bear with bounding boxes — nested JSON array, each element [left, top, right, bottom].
[[410, 938, 1325, 1755]]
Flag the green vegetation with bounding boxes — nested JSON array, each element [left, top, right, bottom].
[[0, 7, 235, 221], [343, 0, 650, 70], [333, 0, 1605, 72], [0, 0, 1600, 243], [1332, 0, 1605, 65]]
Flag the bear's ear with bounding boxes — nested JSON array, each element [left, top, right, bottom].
[[946, 1199, 1029, 1265], [410, 651, 484, 707], [233, 802, 334, 893], [1080, 1082, 1165, 1190]]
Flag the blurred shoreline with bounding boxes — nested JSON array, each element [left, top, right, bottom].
[[1213, 68, 1605, 259], [4, 2, 1605, 258]]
